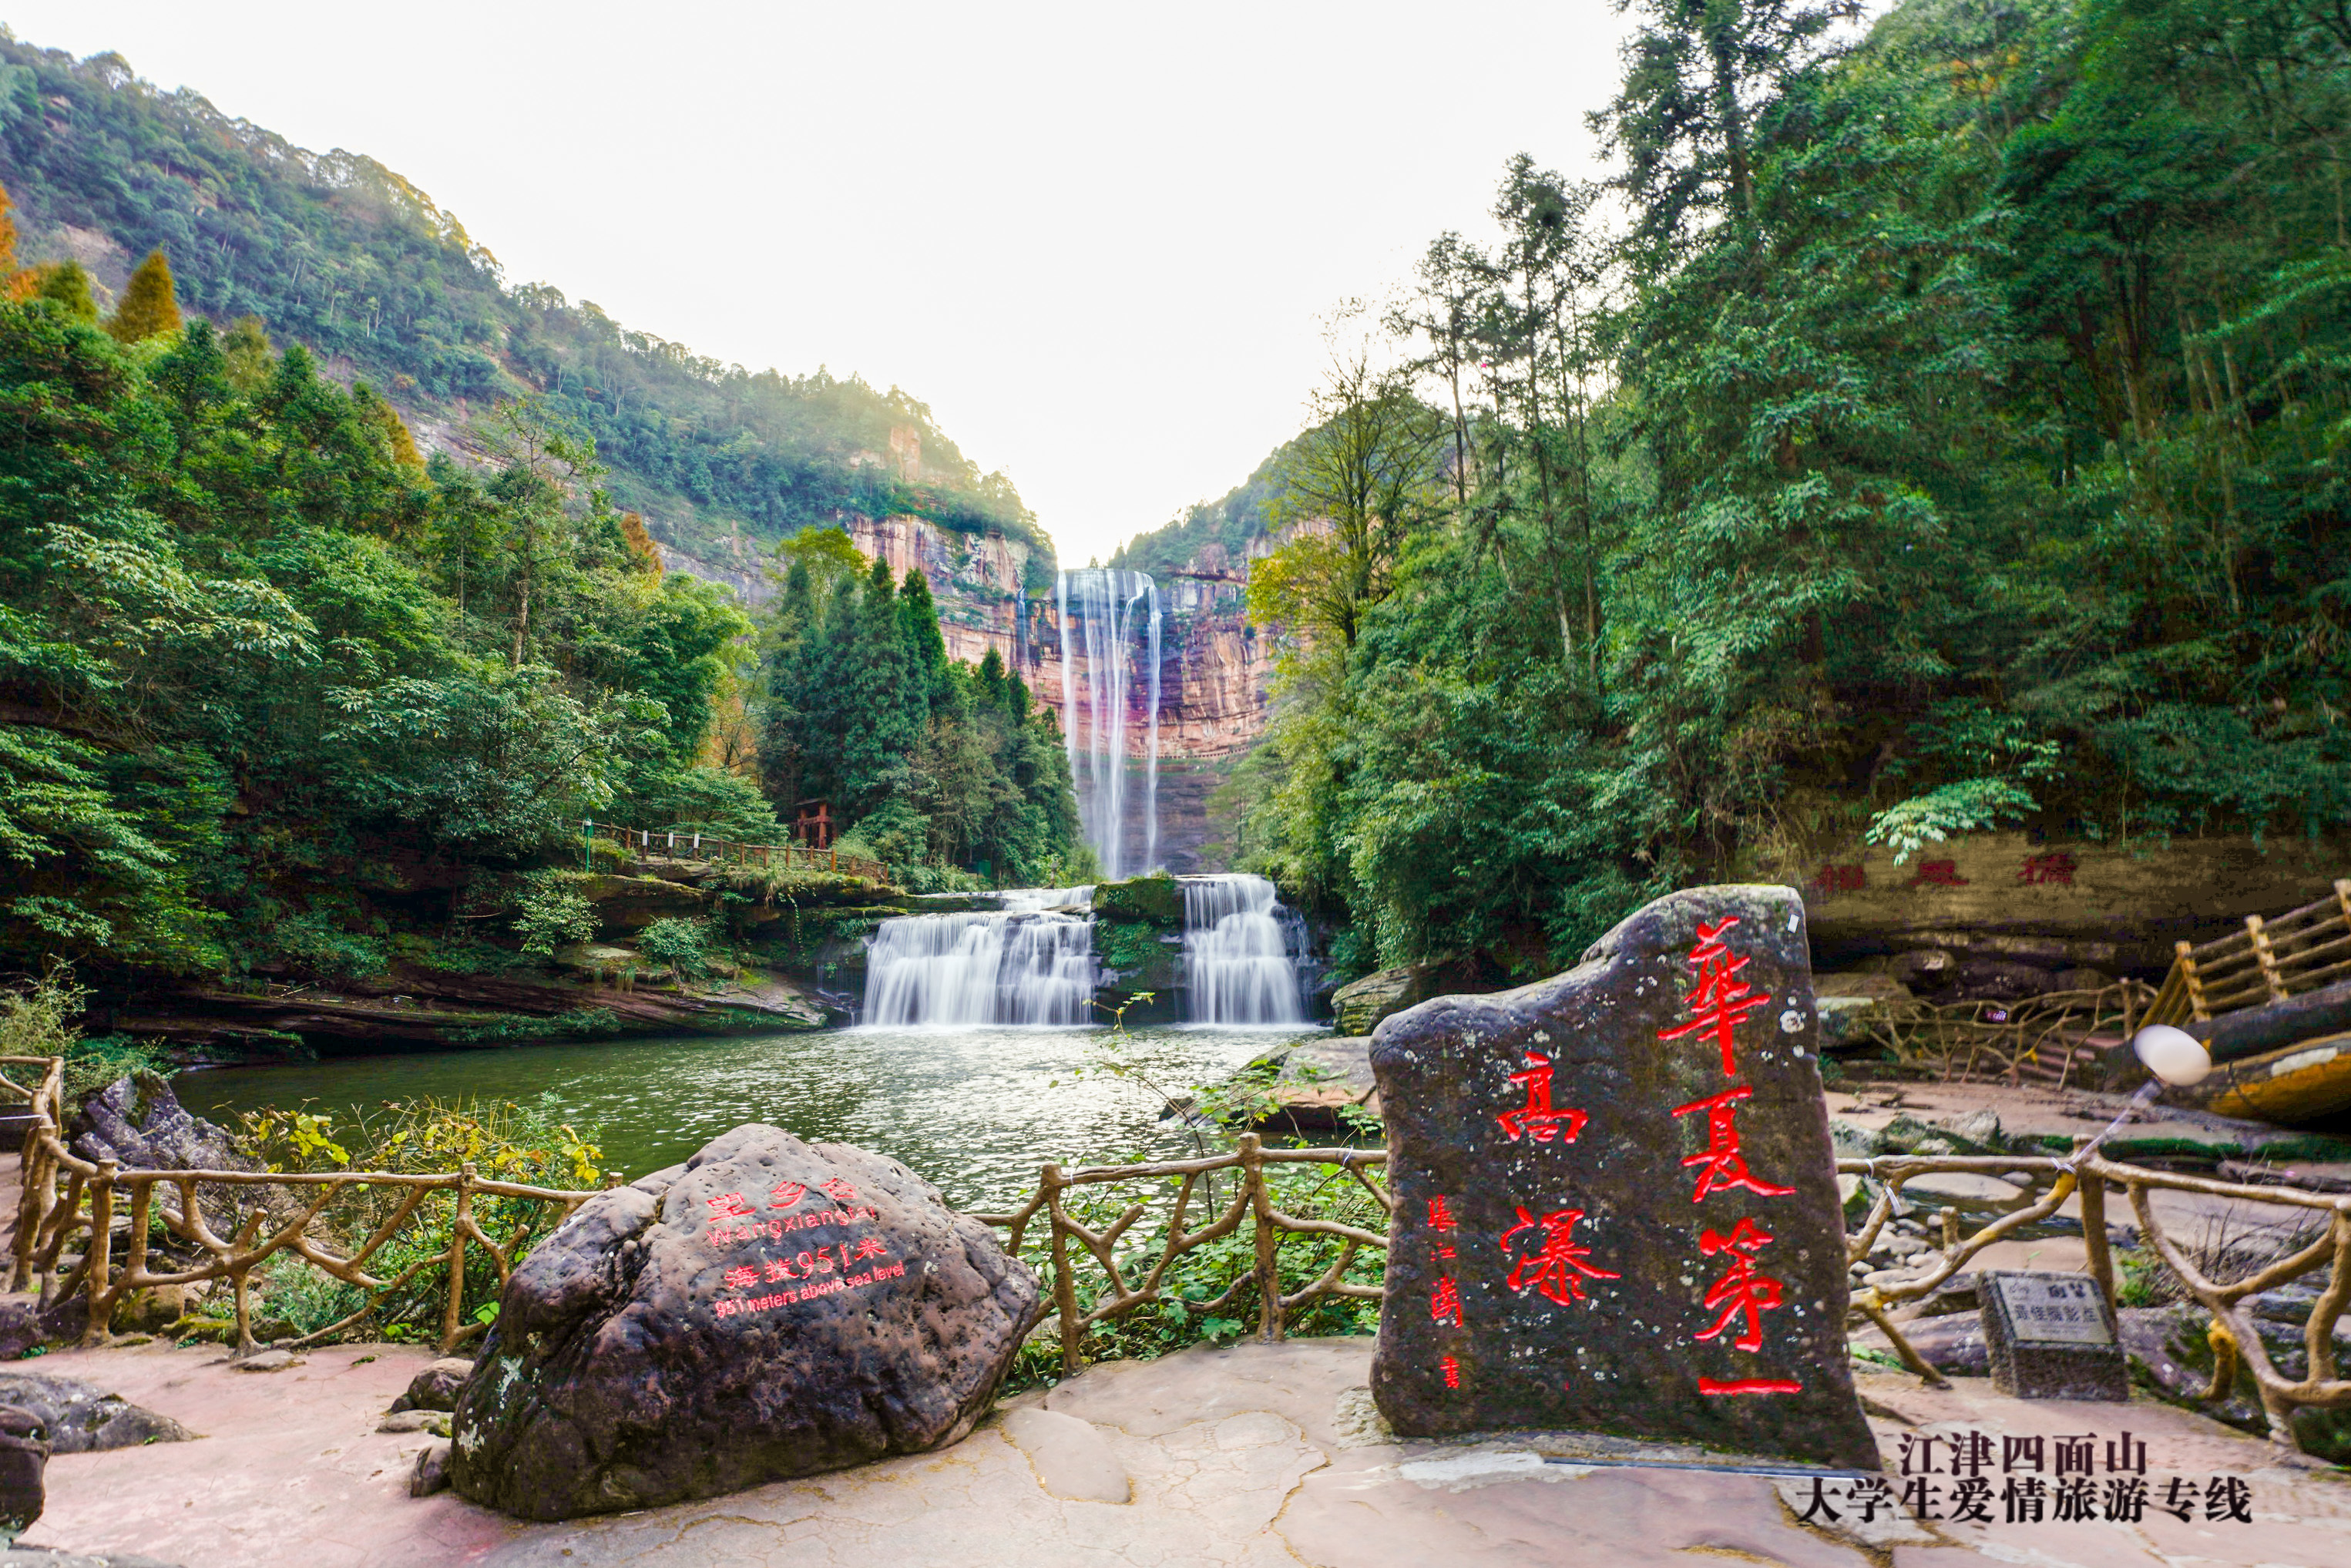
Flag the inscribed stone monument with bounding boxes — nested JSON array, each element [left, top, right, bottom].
[[447, 1124, 1038, 1519], [1981, 1271, 2128, 1401], [1369, 885, 1879, 1470]]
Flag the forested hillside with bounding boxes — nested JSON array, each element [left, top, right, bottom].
[[1234, 0, 2351, 982], [0, 30, 1042, 566], [0, 239, 1080, 1002]]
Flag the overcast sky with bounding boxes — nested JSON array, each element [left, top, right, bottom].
[[5, 1, 1637, 566]]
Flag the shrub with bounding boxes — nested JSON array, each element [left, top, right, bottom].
[[0, 962, 176, 1103], [636, 915, 712, 979], [234, 1092, 606, 1345], [513, 869, 597, 955]]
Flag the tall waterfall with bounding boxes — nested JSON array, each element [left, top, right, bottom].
[[861, 910, 1094, 1027], [1182, 875, 1309, 1026], [1056, 569, 1160, 880]]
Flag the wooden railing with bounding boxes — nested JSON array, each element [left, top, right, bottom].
[[1842, 1147, 2351, 1449], [974, 1131, 2351, 1455], [2147, 878, 2351, 1026], [974, 1133, 1390, 1375], [2, 1056, 601, 1355], [1866, 980, 2154, 1087], [586, 820, 890, 885]]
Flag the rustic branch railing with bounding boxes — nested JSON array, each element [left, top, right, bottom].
[[1839, 1148, 2351, 1446], [1, 1056, 600, 1355], [587, 821, 889, 885], [972, 1133, 1391, 1375], [2147, 878, 2351, 1026], [1863, 981, 2154, 1088]]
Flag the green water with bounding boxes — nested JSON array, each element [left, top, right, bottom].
[[186, 1024, 1321, 1210]]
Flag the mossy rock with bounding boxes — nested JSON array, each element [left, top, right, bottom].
[[1093, 873, 1183, 927]]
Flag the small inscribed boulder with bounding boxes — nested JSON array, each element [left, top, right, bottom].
[[1369, 885, 1879, 1471], [447, 1124, 1038, 1519]]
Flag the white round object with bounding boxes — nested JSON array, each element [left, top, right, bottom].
[[2132, 1024, 2212, 1086]]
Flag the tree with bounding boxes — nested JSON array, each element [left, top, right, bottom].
[[32, 261, 96, 322], [106, 249, 180, 342], [1589, 0, 1858, 247], [1249, 338, 1449, 649]]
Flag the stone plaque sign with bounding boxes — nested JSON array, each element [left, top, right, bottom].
[[1983, 1271, 2128, 1401], [448, 1124, 1038, 1519], [1368, 885, 1878, 1470], [1993, 1274, 2114, 1346]]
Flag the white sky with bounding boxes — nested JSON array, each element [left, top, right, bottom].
[[4, 1, 1636, 566]]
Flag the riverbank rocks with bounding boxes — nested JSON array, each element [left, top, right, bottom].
[[0, 1375, 193, 1453], [70, 1074, 249, 1177], [446, 1124, 1039, 1519], [1334, 953, 1511, 1037], [1368, 885, 1879, 1471]]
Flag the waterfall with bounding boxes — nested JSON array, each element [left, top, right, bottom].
[[1056, 569, 1160, 879], [861, 910, 1095, 1027], [1181, 875, 1309, 1026]]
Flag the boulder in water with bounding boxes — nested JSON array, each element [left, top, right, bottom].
[[446, 1124, 1038, 1520]]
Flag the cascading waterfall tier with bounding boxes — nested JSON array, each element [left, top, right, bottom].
[[1056, 569, 1160, 880], [861, 908, 1095, 1027], [1181, 875, 1309, 1026]]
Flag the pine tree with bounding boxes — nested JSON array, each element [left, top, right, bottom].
[[106, 250, 182, 342], [33, 261, 98, 323], [897, 567, 954, 713]]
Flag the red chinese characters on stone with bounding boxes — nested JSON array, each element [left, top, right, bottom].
[[1909, 859, 1969, 888], [768, 1181, 808, 1209], [722, 1264, 760, 1289], [707, 1192, 756, 1220], [1657, 918, 1771, 1076], [1440, 1355, 1461, 1388], [819, 1178, 860, 1205], [1809, 863, 1866, 896], [2017, 852, 2077, 887], [1671, 1086, 1797, 1204], [1694, 1218, 1788, 1355], [1431, 1275, 1464, 1326], [1500, 1206, 1621, 1307], [1496, 1051, 1590, 1145]]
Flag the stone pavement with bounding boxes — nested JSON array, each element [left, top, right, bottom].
[[18, 1335, 2351, 1566]]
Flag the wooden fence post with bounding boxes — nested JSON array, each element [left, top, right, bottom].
[[2175, 941, 2211, 1021], [2079, 1163, 2116, 1315], [442, 1163, 475, 1352], [2246, 915, 2289, 1002], [82, 1158, 116, 1345], [1238, 1133, 1285, 1343], [1042, 1163, 1081, 1376]]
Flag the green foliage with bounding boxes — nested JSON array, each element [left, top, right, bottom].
[[0, 962, 173, 1102], [757, 559, 1082, 888], [1186, 0, 2351, 969], [444, 1006, 621, 1043], [636, 915, 712, 979], [512, 870, 596, 956], [235, 1092, 606, 1342], [0, 283, 753, 985], [999, 1160, 1385, 1392]]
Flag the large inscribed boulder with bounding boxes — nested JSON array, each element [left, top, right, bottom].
[[1369, 885, 1878, 1470], [447, 1124, 1038, 1519]]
